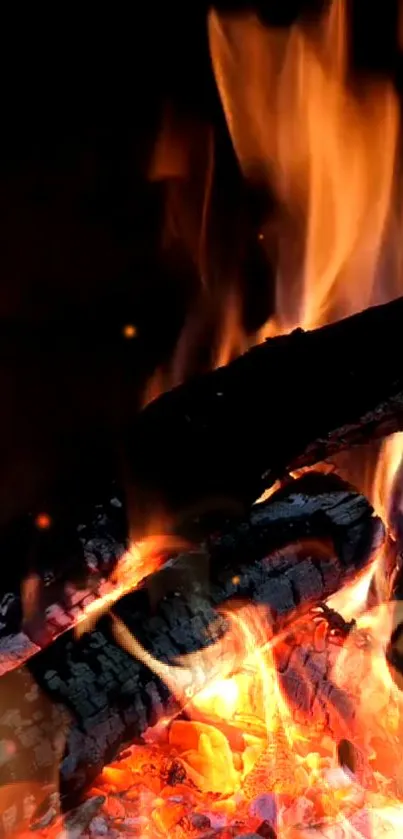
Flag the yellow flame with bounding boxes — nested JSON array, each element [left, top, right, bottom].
[[208, 0, 400, 334], [75, 534, 187, 638], [373, 433, 403, 526]]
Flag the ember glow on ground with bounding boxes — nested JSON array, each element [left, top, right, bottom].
[[14, 592, 403, 838]]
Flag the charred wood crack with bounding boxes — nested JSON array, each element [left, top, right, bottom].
[[0, 473, 381, 807], [127, 296, 403, 535]]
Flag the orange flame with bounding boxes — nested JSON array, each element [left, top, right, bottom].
[[373, 433, 403, 527], [19, 4, 403, 834], [146, 0, 403, 418], [74, 533, 188, 638], [105, 596, 403, 832], [208, 0, 401, 334], [113, 5, 403, 829]]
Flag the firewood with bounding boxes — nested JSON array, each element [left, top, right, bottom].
[[127, 296, 403, 534], [0, 472, 382, 679], [0, 480, 128, 677], [0, 475, 380, 808], [273, 613, 358, 740]]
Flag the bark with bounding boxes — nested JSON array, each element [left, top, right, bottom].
[[126, 296, 403, 535], [274, 615, 358, 738], [0, 481, 127, 677], [0, 475, 381, 807], [0, 473, 382, 677]]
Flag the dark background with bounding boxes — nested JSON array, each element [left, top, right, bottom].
[[0, 2, 400, 534]]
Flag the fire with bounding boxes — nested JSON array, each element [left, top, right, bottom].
[[146, 0, 403, 407], [373, 432, 403, 528], [11, 2, 403, 837], [80, 597, 403, 836], [208, 0, 401, 335], [75, 532, 188, 638], [93, 2, 403, 832]]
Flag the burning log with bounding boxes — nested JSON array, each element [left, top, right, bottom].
[[0, 480, 128, 677], [273, 608, 360, 742], [0, 474, 380, 808], [127, 296, 403, 534], [0, 472, 382, 678]]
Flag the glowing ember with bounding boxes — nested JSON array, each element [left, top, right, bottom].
[[34, 513, 52, 530], [122, 323, 137, 339], [66, 599, 403, 837]]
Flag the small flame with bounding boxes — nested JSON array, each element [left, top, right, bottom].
[[373, 433, 403, 527], [327, 563, 377, 623], [75, 533, 188, 638]]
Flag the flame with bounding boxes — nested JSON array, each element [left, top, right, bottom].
[[77, 595, 403, 834], [326, 563, 377, 624], [145, 0, 403, 422], [205, 0, 403, 636], [16, 4, 403, 835], [208, 0, 401, 334], [75, 533, 188, 638], [97, 4, 403, 830], [373, 433, 403, 526], [142, 288, 253, 407]]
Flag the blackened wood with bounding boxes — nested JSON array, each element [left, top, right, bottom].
[[274, 617, 357, 738], [0, 473, 382, 680], [0, 481, 127, 676], [127, 296, 403, 534], [204, 472, 383, 629], [0, 475, 375, 805]]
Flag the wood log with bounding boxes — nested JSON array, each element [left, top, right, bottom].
[[0, 473, 382, 678], [0, 479, 128, 677], [273, 612, 358, 739], [126, 296, 403, 535], [0, 475, 380, 808]]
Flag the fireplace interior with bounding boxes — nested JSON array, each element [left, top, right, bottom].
[[1, 1, 403, 837]]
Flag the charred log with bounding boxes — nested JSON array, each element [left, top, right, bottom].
[[0, 479, 128, 676], [0, 473, 382, 677], [273, 613, 358, 738], [0, 475, 380, 807], [127, 296, 403, 534]]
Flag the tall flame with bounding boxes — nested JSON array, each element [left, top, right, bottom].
[[208, 0, 401, 334], [373, 433, 403, 527], [145, 0, 403, 406]]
